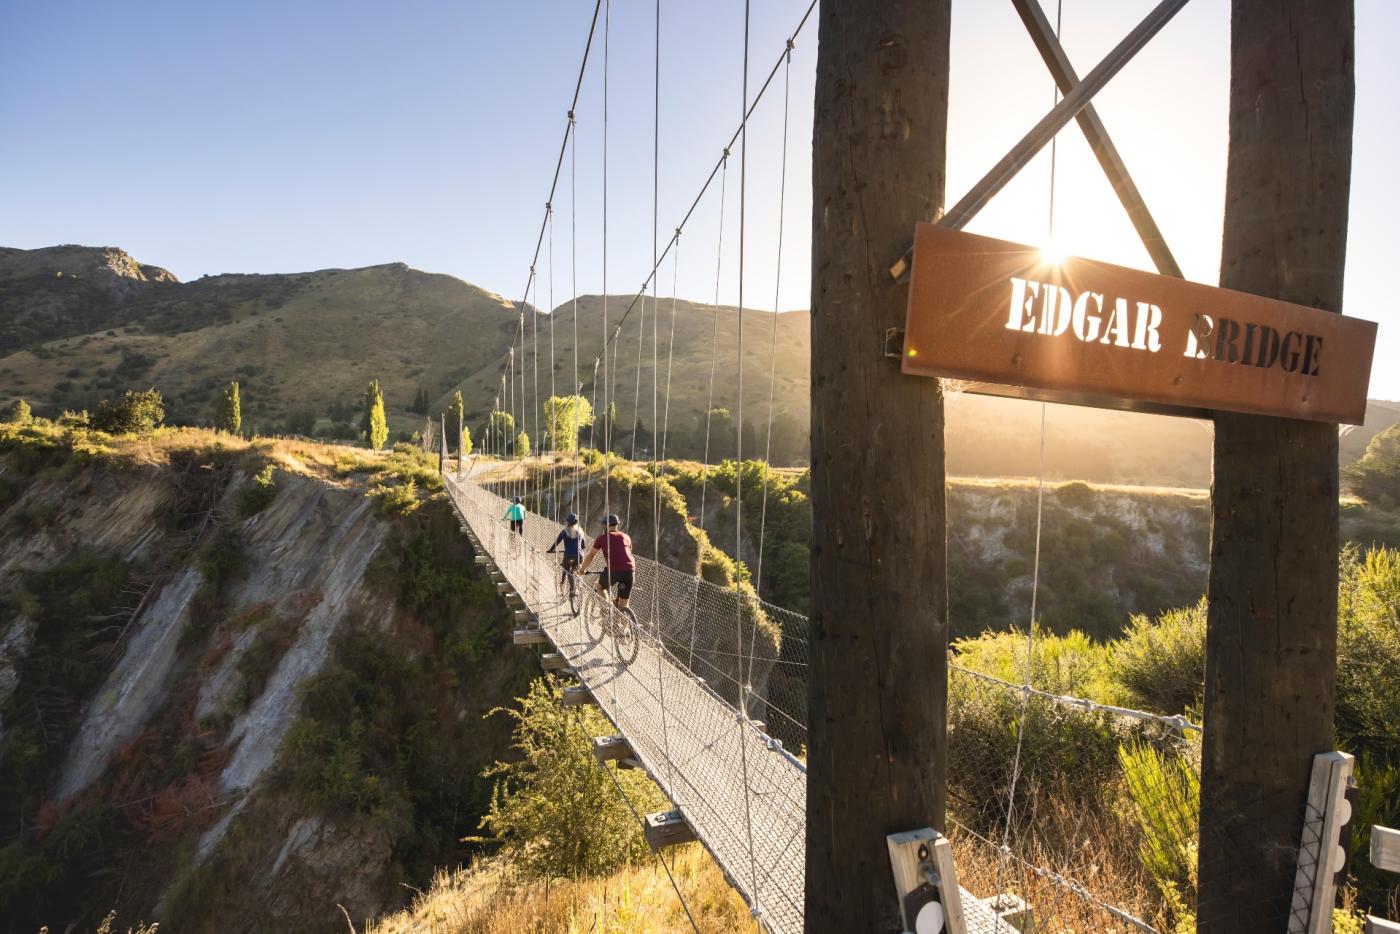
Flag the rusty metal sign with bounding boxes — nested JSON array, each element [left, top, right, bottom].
[[902, 225, 1377, 424]]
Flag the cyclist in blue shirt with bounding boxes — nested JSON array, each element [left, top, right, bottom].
[[547, 513, 585, 592], [502, 497, 526, 534]]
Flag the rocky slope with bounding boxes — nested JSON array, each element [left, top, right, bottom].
[[0, 246, 178, 354], [0, 428, 532, 932]]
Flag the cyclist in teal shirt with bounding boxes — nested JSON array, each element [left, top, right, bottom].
[[503, 497, 526, 534]]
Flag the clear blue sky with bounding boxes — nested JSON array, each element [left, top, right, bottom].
[[2, 0, 1396, 398]]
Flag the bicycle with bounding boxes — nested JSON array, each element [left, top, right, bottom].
[[556, 563, 581, 617], [583, 574, 642, 664]]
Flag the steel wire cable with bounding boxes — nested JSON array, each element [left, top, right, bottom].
[[601, 0, 611, 521], [490, 0, 602, 437], [549, 0, 821, 489], [754, 40, 793, 595], [996, 0, 1063, 906], [731, 1, 762, 916]]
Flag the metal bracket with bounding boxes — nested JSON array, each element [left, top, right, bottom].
[[884, 328, 906, 360], [887, 828, 966, 934]]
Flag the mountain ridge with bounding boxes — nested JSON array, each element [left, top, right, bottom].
[[2, 243, 1397, 486]]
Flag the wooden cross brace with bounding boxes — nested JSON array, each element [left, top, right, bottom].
[[891, 0, 1191, 282]]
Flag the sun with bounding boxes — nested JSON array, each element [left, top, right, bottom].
[[1040, 236, 1069, 266]]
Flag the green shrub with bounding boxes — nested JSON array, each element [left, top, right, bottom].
[[369, 479, 419, 515], [4, 398, 31, 424], [1120, 742, 1199, 908], [1056, 480, 1095, 509], [946, 669, 1123, 832], [1112, 599, 1207, 716], [476, 676, 663, 877], [1345, 424, 1400, 506], [1337, 546, 1400, 760], [91, 389, 164, 435], [238, 464, 278, 517], [953, 625, 1117, 699]]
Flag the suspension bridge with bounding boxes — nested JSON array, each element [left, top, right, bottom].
[[443, 467, 1018, 934]]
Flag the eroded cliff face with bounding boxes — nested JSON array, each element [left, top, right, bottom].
[[0, 440, 528, 933]]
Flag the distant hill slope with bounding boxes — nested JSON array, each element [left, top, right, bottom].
[[0, 248, 519, 436], [1, 243, 1392, 485], [0, 245, 178, 352]]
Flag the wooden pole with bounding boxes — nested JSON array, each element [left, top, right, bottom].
[[1199, 2, 1354, 930], [807, 1, 952, 930]]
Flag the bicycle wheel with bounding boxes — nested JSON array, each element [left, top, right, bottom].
[[583, 588, 603, 643], [567, 572, 580, 617], [611, 605, 640, 665]]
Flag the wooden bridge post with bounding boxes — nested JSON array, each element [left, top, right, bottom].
[[807, 1, 952, 930], [1199, 2, 1355, 930]]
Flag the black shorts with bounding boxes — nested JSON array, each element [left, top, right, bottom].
[[560, 556, 580, 571], [598, 568, 635, 600], [510, 519, 524, 533]]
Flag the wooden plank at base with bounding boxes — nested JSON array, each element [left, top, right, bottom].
[[645, 810, 696, 850], [513, 609, 537, 623], [512, 628, 549, 646], [1367, 917, 1400, 934], [541, 652, 571, 671], [562, 686, 596, 707], [473, 556, 491, 565], [592, 735, 634, 763], [1372, 826, 1400, 873], [982, 893, 1034, 933]]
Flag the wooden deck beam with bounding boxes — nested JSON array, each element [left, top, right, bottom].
[[644, 810, 696, 850], [562, 686, 597, 707]]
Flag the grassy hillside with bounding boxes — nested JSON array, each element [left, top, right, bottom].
[[3, 243, 1394, 487]]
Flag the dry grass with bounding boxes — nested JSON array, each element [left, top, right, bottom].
[[1, 419, 385, 484], [950, 776, 1183, 934], [362, 847, 753, 934]]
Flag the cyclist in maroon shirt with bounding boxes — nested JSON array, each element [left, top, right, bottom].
[[579, 513, 635, 611]]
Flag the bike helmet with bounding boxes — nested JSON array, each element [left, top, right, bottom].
[[565, 513, 578, 524], [514, 496, 522, 504], [606, 513, 620, 527]]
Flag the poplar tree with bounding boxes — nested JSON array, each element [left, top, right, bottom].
[[217, 381, 241, 435], [515, 430, 531, 458], [363, 380, 388, 451], [449, 390, 466, 447]]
